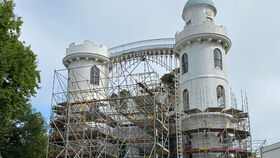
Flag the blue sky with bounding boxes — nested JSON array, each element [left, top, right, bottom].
[[13, 0, 280, 145]]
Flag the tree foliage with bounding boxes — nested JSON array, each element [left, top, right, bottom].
[[0, 0, 40, 142], [1, 104, 48, 158], [109, 93, 118, 107], [0, 0, 42, 156], [109, 90, 131, 110], [119, 89, 131, 110], [160, 68, 179, 88], [160, 68, 179, 111]]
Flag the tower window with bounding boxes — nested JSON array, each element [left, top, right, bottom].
[[90, 66, 100, 85], [182, 53, 188, 74], [217, 85, 225, 108], [183, 89, 189, 110], [214, 49, 223, 70], [207, 17, 213, 22]]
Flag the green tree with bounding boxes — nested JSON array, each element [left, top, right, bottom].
[[161, 68, 179, 88], [0, 0, 40, 146], [119, 89, 130, 110], [109, 90, 131, 110], [1, 104, 48, 158], [160, 68, 179, 111], [109, 93, 118, 107]]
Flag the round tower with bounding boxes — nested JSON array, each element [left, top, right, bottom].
[[174, 0, 234, 158], [63, 40, 109, 103], [174, 0, 232, 111]]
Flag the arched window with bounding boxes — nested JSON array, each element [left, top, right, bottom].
[[217, 85, 225, 108], [182, 53, 188, 74], [90, 66, 100, 85], [183, 89, 189, 110], [214, 49, 223, 70]]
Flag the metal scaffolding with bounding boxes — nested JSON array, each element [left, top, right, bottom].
[[46, 38, 255, 158], [47, 45, 178, 158], [181, 90, 253, 158]]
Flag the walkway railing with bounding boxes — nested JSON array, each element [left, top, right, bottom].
[[109, 38, 175, 58]]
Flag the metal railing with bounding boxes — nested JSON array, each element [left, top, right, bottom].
[[109, 38, 175, 58]]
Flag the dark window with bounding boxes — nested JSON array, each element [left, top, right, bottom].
[[182, 53, 188, 74], [183, 89, 189, 110], [90, 66, 100, 85], [169, 136, 176, 153], [207, 17, 213, 21], [139, 150, 145, 156], [217, 85, 225, 108], [214, 49, 223, 70], [119, 142, 126, 158]]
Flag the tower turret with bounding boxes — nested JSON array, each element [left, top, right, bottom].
[[63, 40, 109, 103], [174, 1, 235, 158], [183, 0, 216, 26], [174, 0, 231, 111]]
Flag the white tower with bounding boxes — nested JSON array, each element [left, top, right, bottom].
[[63, 40, 110, 103], [174, 0, 231, 111], [174, 0, 233, 158]]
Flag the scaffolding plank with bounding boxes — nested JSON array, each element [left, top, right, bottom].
[[204, 107, 223, 112], [184, 108, 202, 115], [223, 108, 243, 114]]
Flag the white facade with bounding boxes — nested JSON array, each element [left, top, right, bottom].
[[262, 142, 280, 158], [56, 1, 251, 158], [174, 1, 231, 111], [63, 40, 109, 102], [175, 1, 235, 158]]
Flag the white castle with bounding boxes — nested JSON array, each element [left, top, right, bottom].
[[48, 0, 253, 158]]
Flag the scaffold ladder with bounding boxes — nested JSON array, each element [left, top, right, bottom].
[[175, 73, 183, 158]]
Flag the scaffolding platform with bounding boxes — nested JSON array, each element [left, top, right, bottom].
[[223, 108, 243, 115], [184, 127, 250, 140], [204, 107, 224, 112], [184, 147, 252, 156], [184, 108, 202, 115]]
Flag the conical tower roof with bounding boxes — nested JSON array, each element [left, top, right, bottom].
[[184, 0, 215, 9], [183, 0, 216, 19]]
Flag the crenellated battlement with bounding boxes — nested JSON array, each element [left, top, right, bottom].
[[66, 40, 108, 57], [63, 40, 109, 68]]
